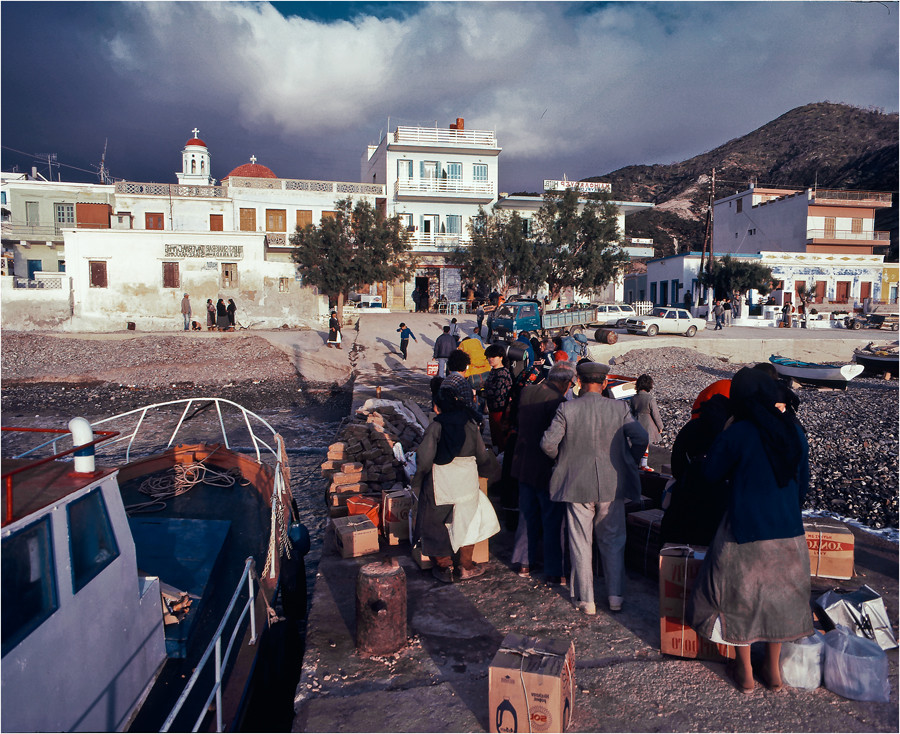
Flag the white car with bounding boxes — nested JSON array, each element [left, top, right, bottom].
[[625, 307, 706, 337], [592, 303, 637, 328]]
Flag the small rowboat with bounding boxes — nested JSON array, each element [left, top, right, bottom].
[[853, 342, 899, 376], [769, 355, 863, 389], [606, 374, 637, 400]]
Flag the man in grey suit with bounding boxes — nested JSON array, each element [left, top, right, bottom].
[[540, 361, 648, 614]]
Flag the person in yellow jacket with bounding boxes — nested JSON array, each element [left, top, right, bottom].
[[459, 333, 491, 395]]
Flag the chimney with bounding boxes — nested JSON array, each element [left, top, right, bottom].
[[456, 117, 464, 130]]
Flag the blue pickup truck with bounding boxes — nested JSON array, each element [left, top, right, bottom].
[[491, 299, 601, 339]]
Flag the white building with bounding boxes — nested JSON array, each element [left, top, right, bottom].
[[361, 117, 500, 305]]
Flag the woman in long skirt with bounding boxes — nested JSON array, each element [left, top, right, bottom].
[[687, 367, 812, 693]]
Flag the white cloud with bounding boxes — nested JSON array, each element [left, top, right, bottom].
[[99, 1, 897, 185]]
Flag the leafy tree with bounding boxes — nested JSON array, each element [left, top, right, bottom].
[[700, 255, 773, 305], [290, 198, 413, 321], [449, 206, 544, 298], [533, 188, 629, 302]]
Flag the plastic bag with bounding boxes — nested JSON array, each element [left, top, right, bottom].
[[823, 625, 891, 702], [779, 634, 824, 690], [816, 586, 898, 651]]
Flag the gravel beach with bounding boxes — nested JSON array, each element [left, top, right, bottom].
[[2, 331, 897, 529]]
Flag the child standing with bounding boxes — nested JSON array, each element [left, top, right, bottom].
[[631, 374, 664, 471], [396, 322, 417, 360]]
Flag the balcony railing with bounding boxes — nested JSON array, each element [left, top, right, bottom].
[[266, 233, 288, 247], [408, 233, 468, 252], [230, 177, 384, 195], [116, 181, 228, 198], [395, 177, 494, 199], [392, 126, 498, 148], [1, 222, 62, 240], [811, 190, 893, 206], [807, 229, 890, 241]]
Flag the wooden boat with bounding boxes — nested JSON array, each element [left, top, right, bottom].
[[1, 398, 307, 732], [853, 342, 899, 376], [605, 374, 638, 400], [769, 354, 864, 389]]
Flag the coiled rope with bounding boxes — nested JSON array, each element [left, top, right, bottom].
[[126, 462, 250, 514]]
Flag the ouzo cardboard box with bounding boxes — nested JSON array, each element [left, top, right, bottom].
[[332, 515, 379, 559], [489, 633, 575, 733], [804, 520, 855, 580], [381, 488, 414, 545], [658, 544, 735, 661]]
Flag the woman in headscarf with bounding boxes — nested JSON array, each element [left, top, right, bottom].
[[412, 383, 500, 583], [687, 367, 812, 693], [215, 298, 229, 331], [226, 298, 237, 328], [206, 299, 216, 330]]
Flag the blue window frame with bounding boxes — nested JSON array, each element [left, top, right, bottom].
[[2, 516, 59, 654], [473, 164, 488, 182], [68, 488, 120, 593]]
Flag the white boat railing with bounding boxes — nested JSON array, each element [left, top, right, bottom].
[[161, 557, 259, 733]]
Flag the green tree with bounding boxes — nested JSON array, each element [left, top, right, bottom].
[[449, 206, 544, 298], [533, 188, 629, 302], [700, 255, 773, 304], [290, 198, 413, 321]]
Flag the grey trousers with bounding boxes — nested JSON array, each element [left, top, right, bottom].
[[567, 500, 626, 604]]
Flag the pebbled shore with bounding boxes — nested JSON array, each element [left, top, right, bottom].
[[612, 347, 899, 530]]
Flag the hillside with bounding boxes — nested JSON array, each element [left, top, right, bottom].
[[583, 103, 899, 260]]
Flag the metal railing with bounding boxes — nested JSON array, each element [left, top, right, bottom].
[[812, 189, 893, 205], [407, 233, 468, 251], [395, 177, 494, 198], [1, 222, 63, 240], [116, 182, 228, 198], [161, 557, 259, 732], [230, 177, 384, 195], [393, 126, 498, 148], [806, 229, 890, 241]]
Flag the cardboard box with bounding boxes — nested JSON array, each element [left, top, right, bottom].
[[411, 543, 433, 569], [473, 476, 490, 563], [625, 508, 664, 578], [489, 633, 575, 733], [639, 471, 671, 507], [658, 544, 735, 661], [346, 495, 381, 529], [332, 515, 379, 558], [804, 520, 854, 580], [381, 488, 414, 545], [624, 494, 654, 514]]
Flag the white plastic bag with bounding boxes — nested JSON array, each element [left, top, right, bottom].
[[823, 625, 891, 702], [779, 634, 824, 690]]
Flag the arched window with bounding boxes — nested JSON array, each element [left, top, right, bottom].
[[201, 160, 205, 174], [191, 158, 197, 173]]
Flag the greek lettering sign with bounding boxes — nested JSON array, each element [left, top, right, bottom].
[[543, 179, 611, 194], [164, 244, 244, 259]]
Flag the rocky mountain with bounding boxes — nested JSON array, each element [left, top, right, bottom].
[[583, 102, 899, 260]]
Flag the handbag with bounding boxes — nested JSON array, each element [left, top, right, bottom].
[[426, 360, 438, 376], [815, 585, 898, 651]]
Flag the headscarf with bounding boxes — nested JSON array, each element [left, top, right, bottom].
[[691, 379, 731, 419], [729, 367, 802, 488], [434, 392, 474, 465]]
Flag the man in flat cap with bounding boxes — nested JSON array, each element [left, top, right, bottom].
[[541, 360, 648, 614]]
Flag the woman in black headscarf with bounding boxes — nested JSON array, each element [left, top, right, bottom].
[[687, 367, 812, 693], [412, 383, 500, 583]]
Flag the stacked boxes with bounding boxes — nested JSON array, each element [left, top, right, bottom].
[[489, 633, 575, 733], [332, 515, 379, 559], [804, 519, 855, 580], [658, 544, 735, 661], [625, 508, 664, 578], [381, 486, 414, 544]]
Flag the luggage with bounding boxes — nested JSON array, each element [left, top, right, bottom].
[[815, 585, 898, 650]]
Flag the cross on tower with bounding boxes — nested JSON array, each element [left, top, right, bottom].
[[192, 127, 200, 138], [250, 155, 257, 165]]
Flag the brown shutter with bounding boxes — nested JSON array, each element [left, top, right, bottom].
[[210, 214, 224, 231], [89, 261, 108, 288], [240, 208, 256, 231], [296, 210, 312, 228], [163, 262, 179, 288]]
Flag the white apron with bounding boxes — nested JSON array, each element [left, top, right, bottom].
[[432, 456, 500, 552]]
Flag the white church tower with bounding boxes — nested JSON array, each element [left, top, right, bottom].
[[176, 128, 215, 185]]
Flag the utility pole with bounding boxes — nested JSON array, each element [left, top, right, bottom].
[[698, 168, 715, 307]]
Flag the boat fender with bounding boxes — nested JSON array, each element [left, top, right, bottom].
[[68, 417, 95, 474], [288, 522, 311, 557]]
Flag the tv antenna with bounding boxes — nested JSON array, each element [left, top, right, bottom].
[[35, 152, 58, 180], [94, 139, 113, 184]]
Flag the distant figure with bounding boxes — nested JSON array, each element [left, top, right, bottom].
[[206, 299, 216, 330], [630, 374, 664, 470], [449, 318, 460, 346], [396, 322, 417, 361], [713, 301, 725, 330], [216, 299, 229, 330], [327, 310, 342, 349], [433, 325, 456, 377], [723, 298, 733, 326], [781, 301, 794, 328], [476, 304, 485, 337], [411, 289, 420, 312], [180, 293, 192, 331], [227, 298, 237, 328]]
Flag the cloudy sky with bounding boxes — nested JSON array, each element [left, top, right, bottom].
[[2, 1, 897, 193]]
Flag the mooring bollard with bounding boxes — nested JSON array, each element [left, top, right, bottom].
[[356, 557, 407, 657]]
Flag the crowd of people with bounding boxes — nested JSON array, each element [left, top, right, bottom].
[[179, 294, 238, 331], [406, 315, 811, 694]]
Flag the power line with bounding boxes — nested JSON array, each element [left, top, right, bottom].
[[1, 144, 106, 177]]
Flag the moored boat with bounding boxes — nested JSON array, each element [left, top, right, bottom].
[[1, 398, 307, 732], [769, 355, 864, 389], [605, 374, 638, 400], [853, 341, 899, 376]]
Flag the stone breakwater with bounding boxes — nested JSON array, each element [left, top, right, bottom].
[[612, 347, 899, 530]]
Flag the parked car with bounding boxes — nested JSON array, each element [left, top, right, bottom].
[[844, 312, 899, 331], [625, 307, 706, 337], [592, 303, 637, 328]]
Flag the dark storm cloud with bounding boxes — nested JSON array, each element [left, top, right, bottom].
[[2, 2, 897, 190]]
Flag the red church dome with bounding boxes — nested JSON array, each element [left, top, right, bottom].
[[224, 160, 277, 180], [185, 137, 207, 147]]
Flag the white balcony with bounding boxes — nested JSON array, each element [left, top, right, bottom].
[[392, 126, 498, 149], [395, 177, 495, 202], [407, 233, 469, 252]]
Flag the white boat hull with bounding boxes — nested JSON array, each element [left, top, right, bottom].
[[770, 356, 863, 388]]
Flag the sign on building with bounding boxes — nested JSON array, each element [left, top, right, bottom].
[[543, 179, 611, 194]]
